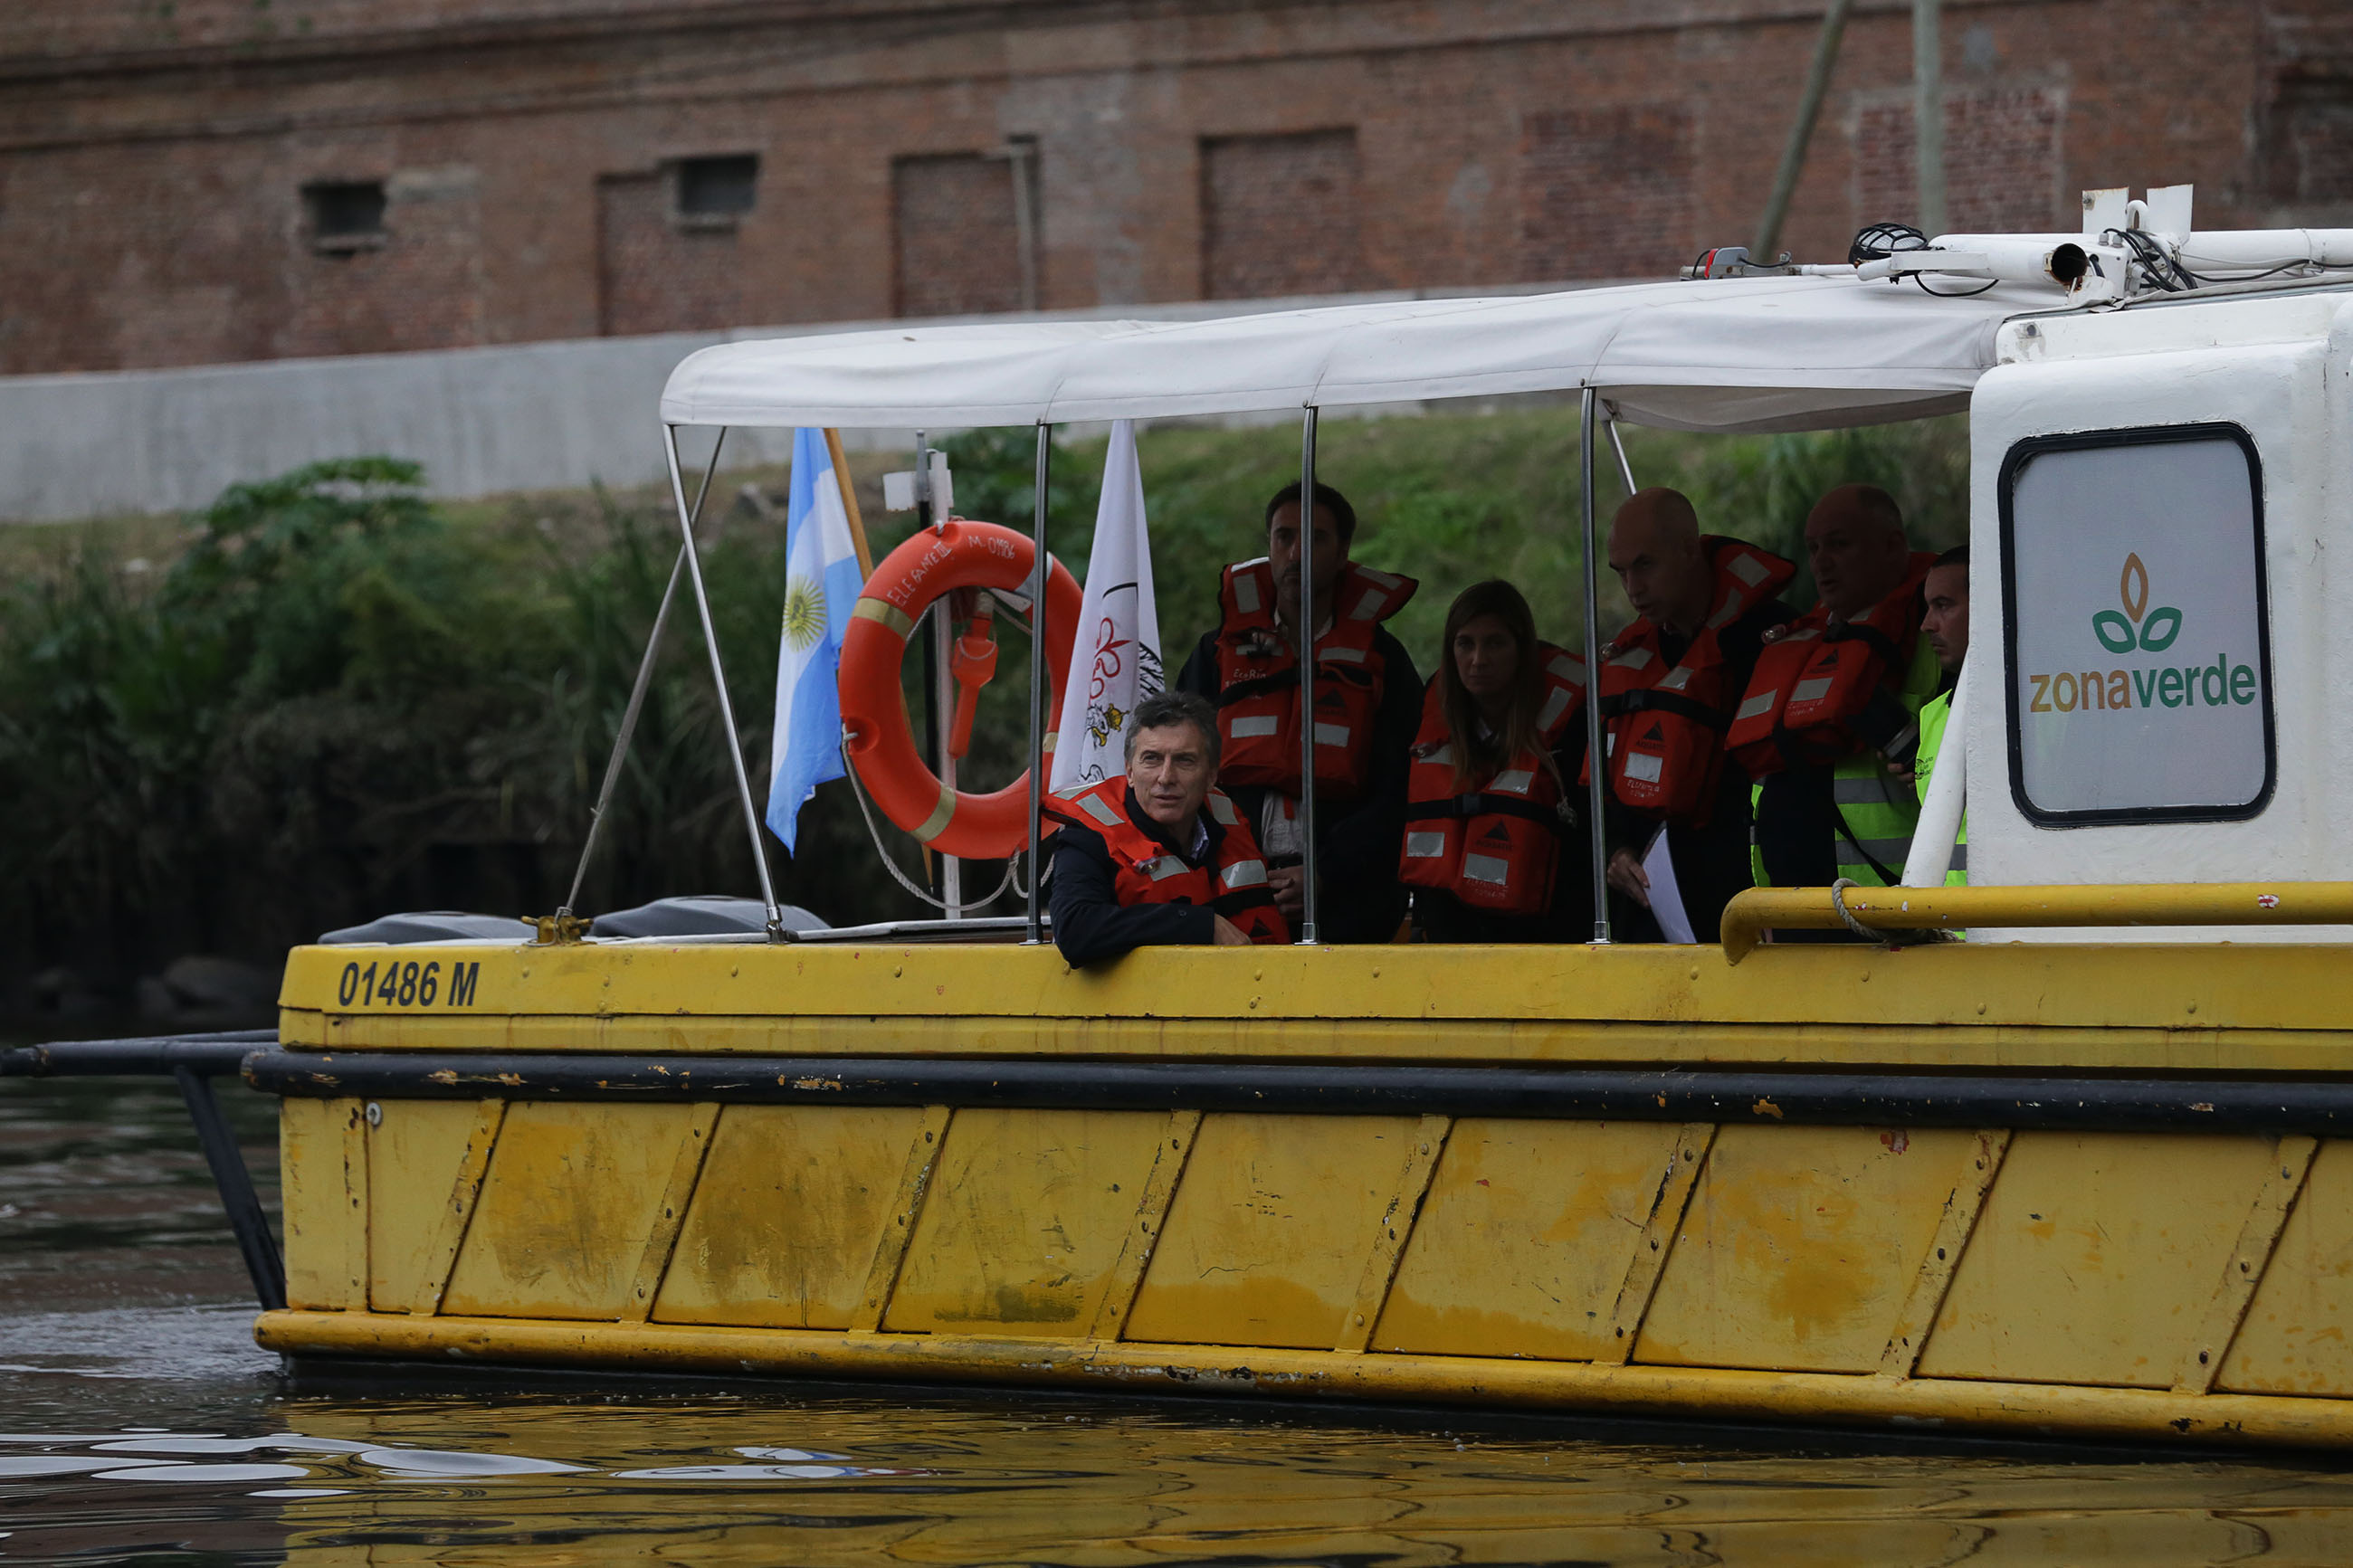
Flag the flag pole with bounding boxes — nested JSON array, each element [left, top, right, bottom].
[[1025, 423, 1052, 945], [823, 428, 875, 579]]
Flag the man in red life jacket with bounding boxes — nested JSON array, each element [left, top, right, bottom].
[[1597, 489, 1796, 942], [1730, 484, 1942, 903], [1176, 481, 1421, 944], [1043, 690, 1290, 966]]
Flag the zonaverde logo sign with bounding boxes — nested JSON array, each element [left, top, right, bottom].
[[2023, 551, 2260, 718], [2007, 432, 2268, 820]]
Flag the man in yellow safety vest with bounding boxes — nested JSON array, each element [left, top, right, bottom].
[[1910, 545, 1969, 885]]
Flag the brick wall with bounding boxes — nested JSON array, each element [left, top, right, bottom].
[[281, 165, 488, 357], [0, 0, 2342, 375], [596, 166, 747, 337], [893, 153, 1023, 318], [1200, 129, 1363, 299], [1854, 85, 2068, 234], [1519, 108, 1697, 280]]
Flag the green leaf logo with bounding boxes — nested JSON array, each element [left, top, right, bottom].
[[2094, 552, 2181, 652]]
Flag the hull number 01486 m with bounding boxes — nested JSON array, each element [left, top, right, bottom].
[[337, 959, 481, 1009]]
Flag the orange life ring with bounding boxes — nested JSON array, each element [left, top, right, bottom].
[[839, 518, 1082, 860]]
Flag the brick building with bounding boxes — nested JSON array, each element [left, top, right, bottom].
[[1, 0, 2347, 375]]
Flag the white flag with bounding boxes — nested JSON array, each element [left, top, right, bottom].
[[1052, 420, 1163, 791]]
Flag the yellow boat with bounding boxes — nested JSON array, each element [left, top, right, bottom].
[[29, 194, 2353, 1451]]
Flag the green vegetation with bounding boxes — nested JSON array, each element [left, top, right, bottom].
[[0, 412, 1964, 998]]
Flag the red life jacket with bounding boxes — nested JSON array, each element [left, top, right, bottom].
[[1594, 537, 1796, 826], [1398, 642, 1586, 917], [1725, 551, 1938, 776], [1041, 779, 1291, 944], [1211, 558, 1418, 803]]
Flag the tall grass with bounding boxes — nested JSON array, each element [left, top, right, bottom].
[[0, 413, 1964, 993]]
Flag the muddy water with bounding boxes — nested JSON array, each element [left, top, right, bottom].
[[8, 1074, 2353, 1564]]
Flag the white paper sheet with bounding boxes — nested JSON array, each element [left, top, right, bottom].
[[1642, 828, 1698, 945]]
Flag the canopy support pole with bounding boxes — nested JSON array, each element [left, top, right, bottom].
[[1604, 411, 1638, 499], [1297, 405, 1320, 947], [1026, 423, 1052, 945], [558, 431, 726, 925], [663, 423, 784, 938], [1580, 388, 1612, 945]]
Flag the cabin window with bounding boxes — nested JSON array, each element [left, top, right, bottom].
[[1999, 423, 2273, 825]]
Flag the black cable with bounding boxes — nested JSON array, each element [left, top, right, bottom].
[[1912, 274, 2001, 297]]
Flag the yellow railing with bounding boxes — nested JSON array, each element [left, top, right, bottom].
[[1720, 881, 2353, 963]]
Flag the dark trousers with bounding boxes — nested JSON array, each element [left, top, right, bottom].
[[1752, 765, 1862, 944]]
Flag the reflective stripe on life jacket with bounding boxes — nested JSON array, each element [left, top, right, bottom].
[[1398, 643, 1585, 917], [1594, 537, 1795, 826], [1212, 558, 1418, 802], [1725, 551, 1938, 776], [1042, 779, 1291, 943]]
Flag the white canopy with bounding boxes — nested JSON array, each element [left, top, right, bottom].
[[659, 274, 2060, 435]]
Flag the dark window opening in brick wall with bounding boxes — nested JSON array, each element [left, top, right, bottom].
[[1518, 108, 1694, 282], [677, 154, 759, 227], [596, 168, 741, 337], [305, 180, 387, 256], [1199, 129, 1362, 300], [894, 152, 1024, 318], [1855, 87, 2065, 234], [2263, 77, 2353, 208]]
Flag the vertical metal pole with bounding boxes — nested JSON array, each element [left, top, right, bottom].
[[1913, 0, 1946, 236], [1025, 423, 1053, 944], [1752, 0, 1854, 260], [558, 436, 726, 920], [663, 423, 784, 936], [913, 431, 959, 916], [1296, 406, 1321, 946], [1580, 388, 1612, 945]]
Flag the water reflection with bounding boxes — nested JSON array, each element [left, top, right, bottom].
[[9, 1077, 2353, 1563], [10, 1375, 2353, 1564]]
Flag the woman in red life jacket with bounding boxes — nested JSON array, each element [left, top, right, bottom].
[[1043, 690, 1290, 966], [1175, 481, 1424, 945], [1398, 580, 1594, 943]]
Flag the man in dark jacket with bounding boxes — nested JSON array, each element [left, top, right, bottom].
[[1045, 691, 1289, 966]]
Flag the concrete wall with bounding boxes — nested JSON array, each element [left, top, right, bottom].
[[0, 290, 1535, 523]]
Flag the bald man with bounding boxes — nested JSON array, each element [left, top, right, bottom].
[[1597, 489, 1796, 943], [1727, 484, 1942, 910]]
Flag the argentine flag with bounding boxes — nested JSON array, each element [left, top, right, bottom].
[[765, 428, 864, 853]]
